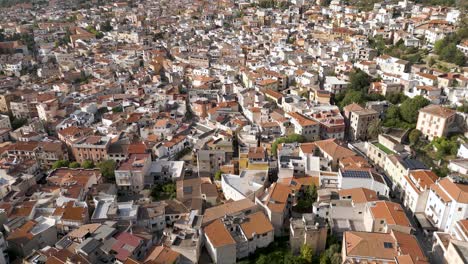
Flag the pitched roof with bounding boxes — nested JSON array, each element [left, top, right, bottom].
[[343, 103, 363, 112], [338, 188, 378, 204], [438, 178, 468, 203], [263, 182, 292, 213], [408, 170, 438, 191], [204, 219, 235, 248], [287, 112, 318, 127], [345, 230, 426, 262], [314, 138, 356, 160], [240, 211, 274, 239], [144, 245, 180, 264], [419, 105, 456, 118], [370, 201, 412, 227], [202, 199, 257, 225]]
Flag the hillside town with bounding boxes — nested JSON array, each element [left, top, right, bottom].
[[0, 0, 466, 263]]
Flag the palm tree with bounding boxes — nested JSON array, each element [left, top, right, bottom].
[[367, 119, 383, 140]]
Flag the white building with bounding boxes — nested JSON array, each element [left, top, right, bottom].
[[401, 170, 438, 214], [204, 212, 274, 264], [424, 177, 468, 233], [115, 153, 152, 195], [324, 76, 348, 94], [338, 169, 390, 197], [221, 170, 268, 201]]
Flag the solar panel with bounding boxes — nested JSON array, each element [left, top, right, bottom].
[[342, 170, 371, 179]]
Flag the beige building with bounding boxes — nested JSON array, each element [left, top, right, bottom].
[[344, 104, 379, 141], [342, 230, 428, 264], [416, 105, 456, 140], [286, 112, 320, 141], [204, 211, 274, 264], [289, 214, 327, 255], [255, 182, 292, 236]]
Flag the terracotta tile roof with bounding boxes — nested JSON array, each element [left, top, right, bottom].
[[240, 211, 274, 239], [10, 200, 36, 218], [60, 201, 87, 222], [203, 199, 257, 225], [416, 72, 437, 81], [67, 223, 101, 238], [204, 219, 235, 248], [248, 146, 266, 160], [299, 142, 317, 154], [430, 183, 452, 203], [288, 112, 318, 127], [419, 105, 456, 118], [408, 170, 438, 190], [343, 103, 363, 112], [112, 232, 143, 262], [457, 219, 468, 238], [345, 230, 426, 262], [339, 156, 372, 170], [263, 89, 283, 100], [370, 201, 412, 227], [338, 188, 378, 204], [7, 220, 36, 244], [264, 183, 292, 213], [144, 245, 180, 264], [128, 142, 148, 154], [438, 178, 468, 203], [345, 231, 398, 260], [58, 126, 93, 138], [391, 230, 427, 262], [314, 138, 356, 160]]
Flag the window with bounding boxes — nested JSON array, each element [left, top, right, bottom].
[[383, 242, 393, 249], [380, 220, 385, 224], [459, 207, 463, 212]]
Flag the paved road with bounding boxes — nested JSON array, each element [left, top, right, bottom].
[[360, 151, 436, 263], [390, 189, 435, 263]]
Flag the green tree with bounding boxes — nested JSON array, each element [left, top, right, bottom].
[[320, 244, 341, 264], [408, 129, 422, 145], [296, 184, 317, 212], [100, 20, 113, 32], [69, 162, 81, 168], [339, 90, 366, 108], [300, 244, 313, 263], [98, 160, 116, 181], [427, 56, 436, 67], [432, 137, 459, 159], [11, 117, 27, 130], [214, 170, 222, 181], [52, 160, 69, 169], [348, 69, 371, 92], [385, 92, 407, 105], [399, 96, 430, 124], [151, 182, 176, 200], [367, 119, 383, 139], [82, 160, 95, 169], [112, 105, 123, 113], [271, 134, 307, 155]]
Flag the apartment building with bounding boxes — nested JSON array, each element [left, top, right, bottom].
[[416, 104, 456, 140], [424, 177, 468, 233], [286, 112, 320, 141], [204, 211, 274, 264], [71, 136, 111, 163], [115, 153, 152, 195], [401, 170, 438, 214], [342, 230, 427, 263], [348, 107, 379, 141], [289, 214, 327, 255], [255, 182, 293, 236]]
